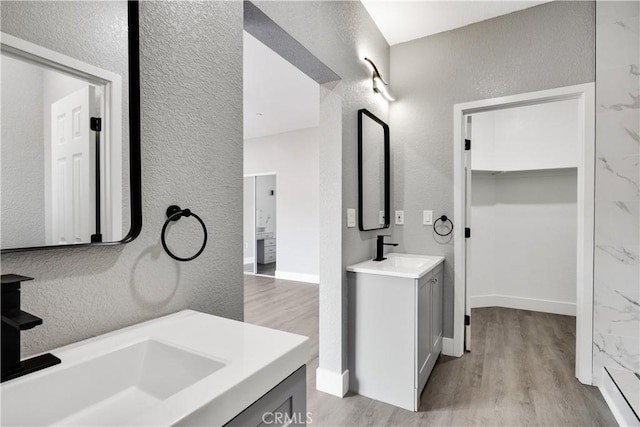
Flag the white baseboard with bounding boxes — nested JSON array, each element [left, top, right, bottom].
[[442, 338, 456, 356], [471, 295, 576, 316], [316, 368, 349, 397], [600, 368, 640, 426], [243, 256, 254, 265], [275, 270, 320, 284]]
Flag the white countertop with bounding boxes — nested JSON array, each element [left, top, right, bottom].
[[346, 253, 445, 279], [1, 310, 309, 426]]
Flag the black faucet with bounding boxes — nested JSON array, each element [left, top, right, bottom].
[[374, 235, 398, 261], [1, 274, 60, 382]]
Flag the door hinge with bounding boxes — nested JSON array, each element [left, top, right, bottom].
[[465, 227, 471, 238], [90, 117, 102, 132], [465, 315, 470, 326], [465, 139, 471, 150]]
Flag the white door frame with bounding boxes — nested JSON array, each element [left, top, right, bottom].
[[452, 83, 595, 385]]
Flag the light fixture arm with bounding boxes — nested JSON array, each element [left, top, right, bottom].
[[364, 57, 389, 85], [364, 57, 395, 101]]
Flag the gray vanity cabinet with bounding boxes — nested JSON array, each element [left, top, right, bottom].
[[257, 236, 276, 264], [225, 365, 307, 427], [348, 258, 444, 412]]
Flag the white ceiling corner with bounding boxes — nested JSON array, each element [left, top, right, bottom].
[[361, 0, 555, 46]]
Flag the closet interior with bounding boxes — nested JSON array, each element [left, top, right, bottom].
[[469, 99, 580, 316]]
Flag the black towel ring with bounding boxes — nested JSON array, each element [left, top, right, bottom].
[[161, 205, 208, 262], [433, 215, 453, 237]]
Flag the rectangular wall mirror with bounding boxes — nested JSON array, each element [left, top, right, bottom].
[[358, 108, 390, 231], [0, 1, 141, 252]]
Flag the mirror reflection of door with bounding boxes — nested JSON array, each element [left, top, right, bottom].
[[50, 86, 97, 244], [1, 51, 106, 248], [1, 5, 130, 251]]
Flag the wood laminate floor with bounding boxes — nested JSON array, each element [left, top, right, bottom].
[[244, 275, 616, 426]]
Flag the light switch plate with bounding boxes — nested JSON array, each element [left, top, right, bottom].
[[347, 208, 356, 228], [395, 210, 404, 225], [379, 211, 385, 225], [423, 210, 433, 225]]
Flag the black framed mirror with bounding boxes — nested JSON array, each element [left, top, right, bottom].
[[358, 108, 390, 231], [0, 1, 141, 253]]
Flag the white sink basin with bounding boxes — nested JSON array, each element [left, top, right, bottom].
[[2, 339, 226, 426], [1, 310, 309, 426], [385, 255, 429, 269], [347, 253, 444, 279]]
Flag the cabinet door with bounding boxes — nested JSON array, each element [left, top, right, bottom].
[[416, 274, 432, 388], [431, 267, 443, 354], [224, 366, 307, 427]]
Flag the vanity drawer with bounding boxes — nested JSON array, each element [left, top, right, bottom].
[[257, 239, 276, 264]]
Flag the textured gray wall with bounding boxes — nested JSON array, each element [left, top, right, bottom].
[[390, 1, 595, 337], [252, 1, 390, 374], [593, 1, 639, 380], [1, 2, 244, 357], [1, 58, 45, 248]]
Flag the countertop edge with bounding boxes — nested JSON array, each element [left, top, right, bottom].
[[346, 255, 445, 279]]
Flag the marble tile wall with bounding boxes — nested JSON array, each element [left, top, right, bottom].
[[594, 1, 640, 383]]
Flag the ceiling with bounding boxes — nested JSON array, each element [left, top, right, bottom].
[[243, 2, 554, 138], [361, 0, 554, 46], [243, 31, 319, 140]]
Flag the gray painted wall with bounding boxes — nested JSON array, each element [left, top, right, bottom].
[[1, 2, 244, 357], [390, 1, 595, 337], [593, 1, 639, 380], [252, 0, 390, 375], [1, 57, 45, 248]]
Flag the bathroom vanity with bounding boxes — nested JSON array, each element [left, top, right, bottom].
[[347, 253, 444, 411], [256, 232, 277, 265], [1, 310, 309, 426]]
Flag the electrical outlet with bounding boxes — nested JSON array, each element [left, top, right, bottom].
[[395, 210, 404, 225], [423, 210, 433, 225], [347, 208, 356, 228], [379, 211, 386, 225]]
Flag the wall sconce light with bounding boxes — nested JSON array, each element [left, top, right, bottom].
[[364, 57, 395, 102]]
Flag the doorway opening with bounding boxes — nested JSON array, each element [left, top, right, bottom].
[[242, 27, 322, 284], [243, 173, 278, 277], [242, 2, 345, 397], [453, 83, 595, 385]]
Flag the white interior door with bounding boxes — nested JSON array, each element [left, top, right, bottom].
[[464, 115, 472, 352], [50, 86, 96, 244]]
